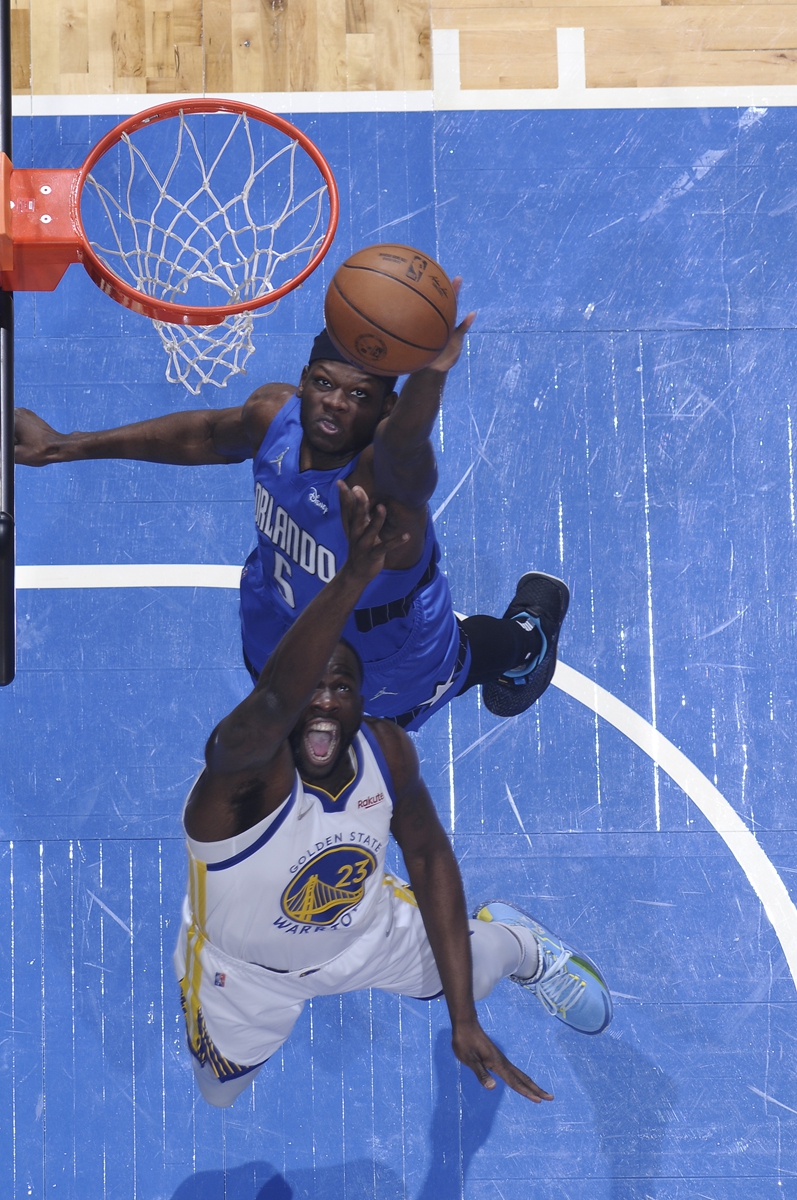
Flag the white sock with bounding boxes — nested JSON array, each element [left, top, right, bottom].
[[501, 923, 540, 981], [469, 920, 522, 999]]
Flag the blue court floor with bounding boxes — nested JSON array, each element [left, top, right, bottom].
[[2, 105, 797, 1198]]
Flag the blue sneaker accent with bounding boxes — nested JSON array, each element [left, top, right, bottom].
[[473, 900, 613, 1036], [502, 613, 547, 681], [482, 573, 569, 718]]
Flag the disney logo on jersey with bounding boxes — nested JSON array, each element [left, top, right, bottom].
[[307, 487, 328, 515], [254, 481, 337, 603], [281, 845, 377, 926]]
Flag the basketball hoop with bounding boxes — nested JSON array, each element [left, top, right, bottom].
[[0, 99, 339, 393]]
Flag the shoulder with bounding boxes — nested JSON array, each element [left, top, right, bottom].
[[242, 383, 297, 453], [365, 717, 420, 797], [184, 740, 297, 842]]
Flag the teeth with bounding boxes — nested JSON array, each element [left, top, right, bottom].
[[305, 721, 339, 763]]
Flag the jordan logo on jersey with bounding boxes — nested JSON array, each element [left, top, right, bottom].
[[280, 845, 377, 926], [254, 481, 337, 583], [269, 446, 290, 475]]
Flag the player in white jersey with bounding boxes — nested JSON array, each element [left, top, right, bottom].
[[175, 482, 612, 1108]]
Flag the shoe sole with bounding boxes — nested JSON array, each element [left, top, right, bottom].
[[502, 572, 570, 625], [482, 574, 570, 718]]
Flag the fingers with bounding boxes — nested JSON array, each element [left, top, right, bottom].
[[469, 1050, 552, 1103], [454, 1030, 554, 1105], [471, 1061, 497, 1091], [488, 1056, 554, 1104], [366, 502, 388, 541], [338, 481, 385, 537], [379, 528, 410, 552], [337, 480, 369, 524], [337, 480, 404, 558]]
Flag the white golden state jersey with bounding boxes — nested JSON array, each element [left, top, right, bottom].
[[180, 724, 396, 974]]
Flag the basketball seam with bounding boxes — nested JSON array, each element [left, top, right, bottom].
[[339, 265, 452, 327], [330, 278, 446, 354]]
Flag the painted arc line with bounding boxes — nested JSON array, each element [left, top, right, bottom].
[[552, 660, 797, 992], [16, 564, 242, 589], [16, 563, 797, 989]]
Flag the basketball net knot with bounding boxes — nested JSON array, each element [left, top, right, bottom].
[[154, 312, 256, 394]]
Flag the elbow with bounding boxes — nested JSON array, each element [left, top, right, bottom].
[[204, 723, 248, 775], [204, 727, 228, 774]]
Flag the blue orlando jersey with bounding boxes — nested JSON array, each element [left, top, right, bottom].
[[239, 394, 465, 727]]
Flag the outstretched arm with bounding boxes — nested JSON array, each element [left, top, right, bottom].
[[387, 731, 553, 1104], [185, 483, 408, 841], [206, 485, 406, 777], [371, 281, 476, 509], [14, 382, 293, 467]]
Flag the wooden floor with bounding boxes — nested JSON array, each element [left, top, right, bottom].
[[11, 0, 797, 95]]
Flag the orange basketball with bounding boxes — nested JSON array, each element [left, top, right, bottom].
[[324, 243, 457, 376]]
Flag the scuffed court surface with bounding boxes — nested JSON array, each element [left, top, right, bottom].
[[2, 107, 796, 1198]]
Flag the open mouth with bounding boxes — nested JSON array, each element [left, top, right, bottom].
[[303, 720, 340, 767], [317, 416, 340, 437]]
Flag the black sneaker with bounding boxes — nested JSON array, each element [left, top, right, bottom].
[[481, 572, 570, 718]]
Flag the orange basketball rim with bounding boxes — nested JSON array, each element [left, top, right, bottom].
[[0, 98, 340, 325]]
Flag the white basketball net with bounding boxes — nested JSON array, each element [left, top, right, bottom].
[[83, 111, 331, 394]]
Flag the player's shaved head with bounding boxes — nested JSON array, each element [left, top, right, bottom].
[[309, 328, 398, 395]]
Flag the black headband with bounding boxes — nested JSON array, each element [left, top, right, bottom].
[[308, 329, 398, 394]]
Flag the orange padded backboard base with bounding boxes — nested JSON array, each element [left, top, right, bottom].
[[0, 160, 82, 292]]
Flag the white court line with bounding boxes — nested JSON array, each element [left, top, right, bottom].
[[11, 28, 797, 116], [552, 661, 797, 992], [15, 563, 797, 990], [431, 28, 797, 111], [16, 564, 241, 589]]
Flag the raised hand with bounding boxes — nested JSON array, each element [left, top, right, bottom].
[[424, 277, 476, 374], [337, 479, 408, 584], [14, 408, 64, 467], [452, 1019, 554, 1104]]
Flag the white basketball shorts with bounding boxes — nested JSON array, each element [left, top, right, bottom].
[[174, 874, 447, 1069]]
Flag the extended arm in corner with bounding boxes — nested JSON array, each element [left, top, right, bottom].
[[371, 283, 475, 508], [387, 724, 552, 1104]]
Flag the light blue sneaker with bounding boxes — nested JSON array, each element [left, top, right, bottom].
[[474, 900, 613, 1035]]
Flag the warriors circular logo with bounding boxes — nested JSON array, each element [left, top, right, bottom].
[[354, 334, 387, 362], [281, 846, 377, 926]]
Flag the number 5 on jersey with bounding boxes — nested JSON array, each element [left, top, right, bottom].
[[274, 552, 296, 608]]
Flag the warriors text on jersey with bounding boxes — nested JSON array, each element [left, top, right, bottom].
[[178, 725, 396, 975], [238, 394, 467, 729], [173, 723, 452, 1069]]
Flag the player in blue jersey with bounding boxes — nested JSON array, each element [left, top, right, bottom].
[[15, 291, 569, 729], [177, 480, 611, 1108]]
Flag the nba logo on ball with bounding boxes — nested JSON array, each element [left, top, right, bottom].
[[406, 255, 427, 281], [354, 334, 387, 363], [325, 243, 457, 376]]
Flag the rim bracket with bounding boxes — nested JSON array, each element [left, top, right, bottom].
[[0, 158, 81, 292]]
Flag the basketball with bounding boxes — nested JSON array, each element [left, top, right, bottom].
[[324, 243, 457, 376]]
